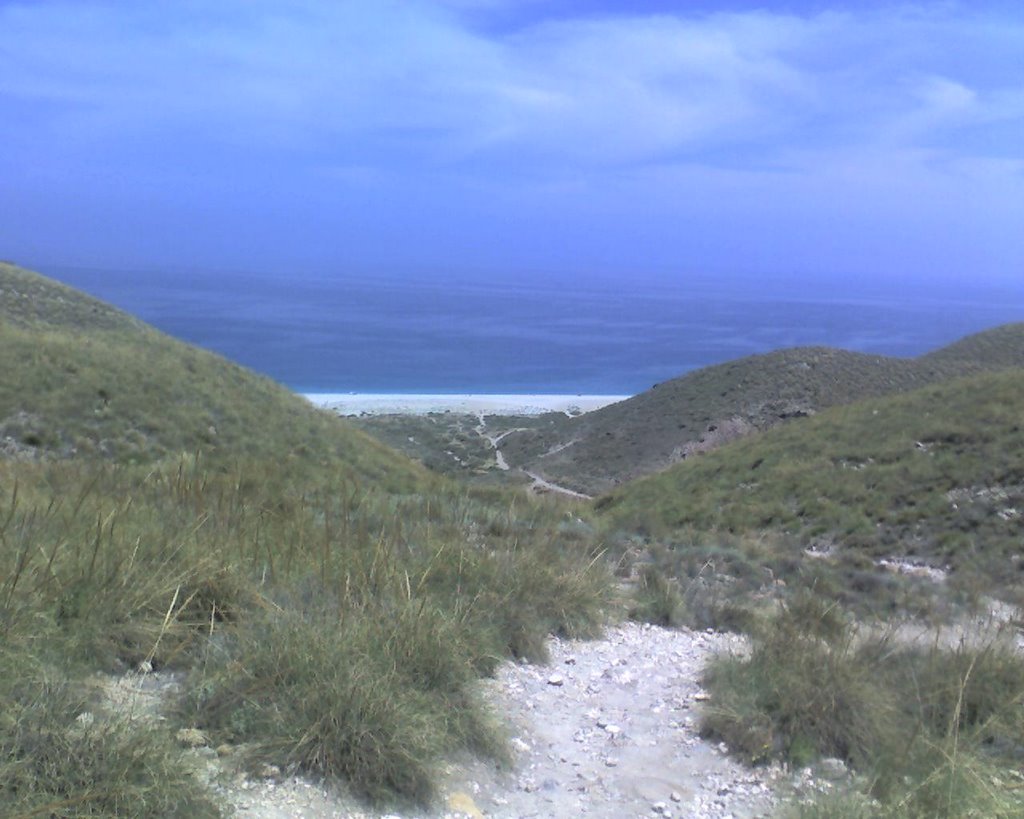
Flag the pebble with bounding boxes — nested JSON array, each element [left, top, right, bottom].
[[95, 621, 785, 818], [817, 757, 848, 780]]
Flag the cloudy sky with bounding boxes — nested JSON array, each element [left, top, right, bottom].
[[1, 0, 1021, 284]]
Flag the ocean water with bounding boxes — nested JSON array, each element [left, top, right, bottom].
[[43, 267, 1024, 395]]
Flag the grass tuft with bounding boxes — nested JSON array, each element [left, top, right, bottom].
[[702, 599, 1024, 816], [1, 454, 611, 806], [0, 646, 222, 818]]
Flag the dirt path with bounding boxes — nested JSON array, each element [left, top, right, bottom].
[[434, 622, 781, 818], [474, 414, 529, 473], [523, 470, 592, 500], [204, 623, 784, 818], [472, 413, 587, 496]]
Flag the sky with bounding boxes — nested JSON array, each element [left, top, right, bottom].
[[1, 0, 1022, 285]]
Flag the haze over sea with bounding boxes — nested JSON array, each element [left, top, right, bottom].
[[46, 267, 1024, 397]]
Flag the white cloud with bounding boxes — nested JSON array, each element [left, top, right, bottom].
[[1, 1, 1020, 173], [1, 0, 1022, 283]]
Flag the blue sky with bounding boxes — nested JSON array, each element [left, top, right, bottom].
[[1, 0, 1021, 284]]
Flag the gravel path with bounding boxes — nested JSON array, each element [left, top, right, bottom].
[[210, 623, 785, 818]]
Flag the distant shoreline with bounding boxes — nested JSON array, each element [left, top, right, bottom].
[[302, 393, 630, 416]]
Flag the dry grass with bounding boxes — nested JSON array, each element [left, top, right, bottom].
[[1, 456, 612, 808], [702, 598, 1024, 817], [0, 263, 613, 809]]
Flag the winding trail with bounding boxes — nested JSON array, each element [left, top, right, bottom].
[[474, 413, 591, 498], [524, 470, 593, 500], [210, 623, 785, 818]]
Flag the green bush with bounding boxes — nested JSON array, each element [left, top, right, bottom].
[[628, 564, 686, 627], [701, 597, 896, 767], [183, 602, 503, 804], [702, 599, 1024, 816]]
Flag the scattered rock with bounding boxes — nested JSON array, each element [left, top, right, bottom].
[[817, 757, 848, 780], [447, 791, 484, 818], [75, 711, 95, 728]]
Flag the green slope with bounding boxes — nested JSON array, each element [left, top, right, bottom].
[[500, 326, 1024, 495], [0, 261, 423, 489], [598, 369, 1024, 580], [921, 322, 1024, 370], [0, 263, 611, 813]]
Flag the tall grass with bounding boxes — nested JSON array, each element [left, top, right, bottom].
[[0, 455, 612, 808], [701, 596, 1024, 817], [0, 645, 222, 818], [601, 370, 1024, 576]]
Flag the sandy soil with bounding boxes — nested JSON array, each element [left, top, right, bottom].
[[303, 394, 629, 417]]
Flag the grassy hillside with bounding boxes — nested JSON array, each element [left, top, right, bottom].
[[598, 368, 1024, 606], [595, 368, 1024, 815], [499, 326, 1024, 495], [0, 263, 612, 815], [922, 322, 1024, 369], [0, 262, 424, 490]]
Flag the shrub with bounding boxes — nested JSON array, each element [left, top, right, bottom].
[[701, 596, 897, 767], [629, 564, 685, 627], [703, 598, 1024, 816], [182, 601, 504, 804]]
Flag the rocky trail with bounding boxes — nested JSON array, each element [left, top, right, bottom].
[[426, 623, 784, 819], [474, 413, 592, 500], [104, 623, 811, 818]]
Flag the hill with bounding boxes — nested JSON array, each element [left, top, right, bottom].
[[597, 368, 1024, 603], [499, 325, 1024, 495], [0, 261, 423, 488], [0, 263, 611, 814]]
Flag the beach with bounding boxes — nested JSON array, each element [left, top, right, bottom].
[[303, 393, 630, 416]]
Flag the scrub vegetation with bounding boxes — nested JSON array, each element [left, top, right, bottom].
[[3, 261, 1023, 817], [701, 597, 1024, 817], [0, 264, 610, 814], [598, 368, 1024, 611]]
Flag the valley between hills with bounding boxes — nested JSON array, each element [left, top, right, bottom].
[[2, 261, 1023, 818]]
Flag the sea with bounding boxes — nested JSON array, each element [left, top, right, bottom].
[[42, 266, 1024, 397]]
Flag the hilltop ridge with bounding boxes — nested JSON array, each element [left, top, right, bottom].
[[496, 324, 1024, 494], [0, 261, 425, 488]]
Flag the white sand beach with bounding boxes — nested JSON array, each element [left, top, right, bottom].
[[302, 393, 630, 416]]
